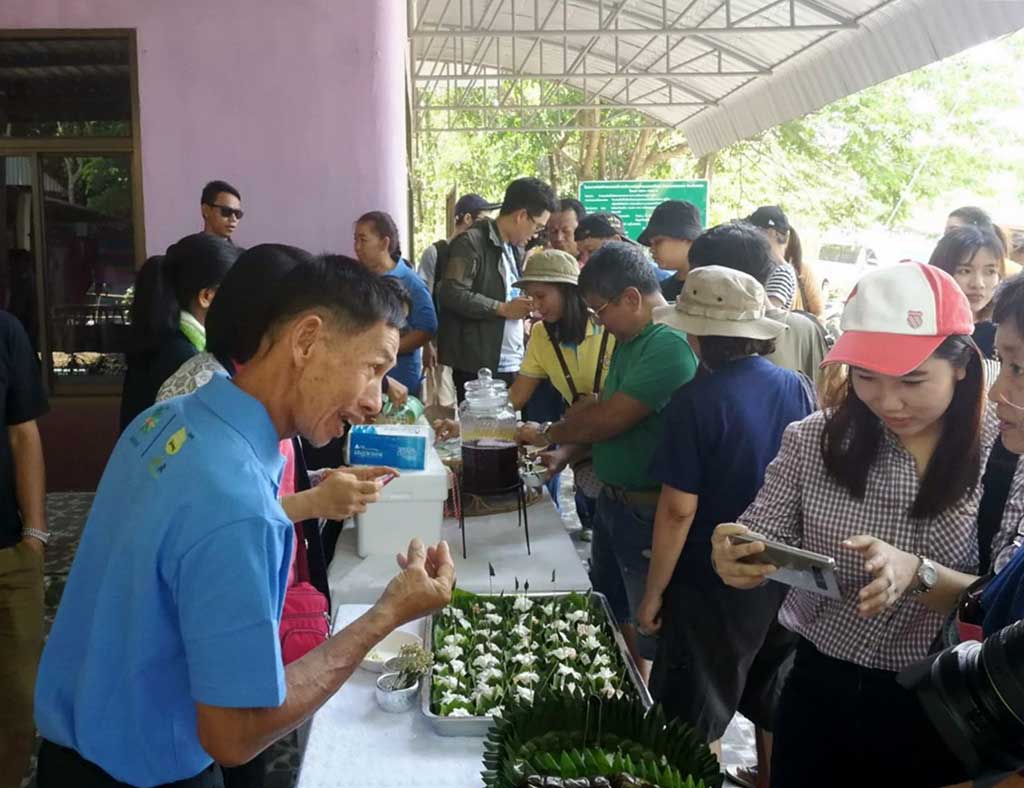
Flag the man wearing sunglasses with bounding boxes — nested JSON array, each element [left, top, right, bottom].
[[201, 180, 244, 242]]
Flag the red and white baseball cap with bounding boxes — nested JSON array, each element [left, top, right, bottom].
[[822, 261, 974, 376]]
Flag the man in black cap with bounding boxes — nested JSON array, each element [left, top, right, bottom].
[[418, 194, 500, 407], [745, 205, 814, 316], [576, 214, 678, 287], [575, 213, 634, 266], [638, 201, 703, 302]]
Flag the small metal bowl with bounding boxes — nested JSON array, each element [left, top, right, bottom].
[[375, 672, 420, 713], [519, 464, 550, 490]]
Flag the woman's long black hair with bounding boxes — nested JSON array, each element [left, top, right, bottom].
[[544, 282, 591, 347], [128, 233, 239, 355], [929, 226, 1006, 320], [820, 335, 984, 519]]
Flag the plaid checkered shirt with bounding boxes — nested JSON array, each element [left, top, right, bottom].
[[739, 408, 1005, 672], [992, 453, 1024, 573]]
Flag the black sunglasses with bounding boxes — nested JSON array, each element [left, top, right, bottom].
[[206, 202, 244, 220]]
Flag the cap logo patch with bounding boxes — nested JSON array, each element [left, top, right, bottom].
[[907, 310, 923, 329]]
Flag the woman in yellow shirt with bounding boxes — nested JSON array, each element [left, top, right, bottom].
[[511, 249, 615, 409], [435, 249, 615, 425], [435, 249, 614, 480]]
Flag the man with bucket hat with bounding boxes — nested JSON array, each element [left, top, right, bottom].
[[639, 266, 815, 782]]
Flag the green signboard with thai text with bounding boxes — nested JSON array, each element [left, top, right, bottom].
[[579, 179, 709, 241]]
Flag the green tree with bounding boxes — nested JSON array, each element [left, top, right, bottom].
[[412, 31, 1024, 255]]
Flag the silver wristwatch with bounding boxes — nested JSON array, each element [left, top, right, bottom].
[[24, 527, 50, 545], [909, 556, 938, 597], [538, 422, 554, 446]]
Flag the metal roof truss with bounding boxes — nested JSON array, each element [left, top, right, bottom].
[[410, 0, 893, 133]]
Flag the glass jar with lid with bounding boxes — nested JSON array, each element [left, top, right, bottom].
[[458, 368, 520, 494]]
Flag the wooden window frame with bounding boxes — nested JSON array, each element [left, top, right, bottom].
[[0, 28, 145, 396]]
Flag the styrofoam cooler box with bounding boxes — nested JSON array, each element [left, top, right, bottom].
[[354, 444, 449, 558]]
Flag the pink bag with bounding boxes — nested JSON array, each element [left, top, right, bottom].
[[279, 525, 329, 665]]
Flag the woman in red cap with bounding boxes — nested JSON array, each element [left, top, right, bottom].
[[710, 261, 1013, 787]]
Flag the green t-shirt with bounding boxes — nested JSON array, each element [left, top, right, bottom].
[[592, 322, 698, 490]]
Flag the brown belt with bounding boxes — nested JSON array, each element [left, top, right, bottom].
[[603, 485, 661, 508]]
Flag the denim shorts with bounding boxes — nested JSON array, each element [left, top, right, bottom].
[[594, 491, 658, 660]]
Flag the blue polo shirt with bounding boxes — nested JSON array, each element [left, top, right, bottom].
[[35, 374, 293, 787], [649, 356, 814, 586], [384, 259, 438, 397]]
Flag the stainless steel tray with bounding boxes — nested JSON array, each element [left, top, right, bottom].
[[421, 590, 653, 737]]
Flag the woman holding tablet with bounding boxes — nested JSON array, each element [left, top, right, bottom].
[[711, 262, 1009, 788]]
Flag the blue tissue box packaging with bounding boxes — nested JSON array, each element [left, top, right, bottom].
[[347, 424, 429, 471]]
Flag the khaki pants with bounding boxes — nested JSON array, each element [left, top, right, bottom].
[[0, 539, 44, 788]]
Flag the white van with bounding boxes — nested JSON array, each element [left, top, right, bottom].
[[815, 241, 882, 301]]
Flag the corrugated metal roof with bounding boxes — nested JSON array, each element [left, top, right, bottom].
[[412, 0, 1024, 152]]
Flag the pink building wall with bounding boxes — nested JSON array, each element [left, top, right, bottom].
[[1, 0, 409, 258]]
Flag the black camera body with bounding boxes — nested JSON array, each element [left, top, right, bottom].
[[903, 619, 1024, 777]]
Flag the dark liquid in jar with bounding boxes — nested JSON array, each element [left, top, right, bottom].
[[461, 440, 519, 494]]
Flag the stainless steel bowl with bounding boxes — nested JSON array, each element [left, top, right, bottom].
[[375, 672, 421, 713]]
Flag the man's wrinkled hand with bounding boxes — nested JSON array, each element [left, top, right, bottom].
[[312, 470, 382, 520], [346, 465, 399, 483], [379, 539, 456, 627]]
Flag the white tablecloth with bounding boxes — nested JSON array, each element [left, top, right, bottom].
[[295, 605, 486, 788], [299, 497, 589, 786], [327, 492, 591, 606]]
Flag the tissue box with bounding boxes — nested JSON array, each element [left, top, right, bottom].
[[347, 424, 430, 471]]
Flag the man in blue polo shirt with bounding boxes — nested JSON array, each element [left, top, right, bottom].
[[35, 250, 455, 788]]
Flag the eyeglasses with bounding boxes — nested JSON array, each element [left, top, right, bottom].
[[206, 203, 244, 220], [587, 298, 617, 321]]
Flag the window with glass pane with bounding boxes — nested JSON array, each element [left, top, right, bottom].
[[0, 156, 41, 353], [0, 37, 132, 137], [42, 154, 133, 381]]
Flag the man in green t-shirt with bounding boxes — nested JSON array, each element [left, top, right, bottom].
[[517, 242, 698, 674]]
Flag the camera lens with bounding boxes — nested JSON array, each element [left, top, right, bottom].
[[909, 620, 1024, 777]]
